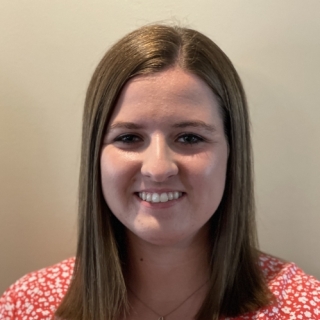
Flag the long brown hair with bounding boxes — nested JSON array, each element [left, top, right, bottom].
[[55, 24, 270, 320]]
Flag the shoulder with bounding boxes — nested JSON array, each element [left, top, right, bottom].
[[259, 253, 320, 293], [0, 258, 74, 320], [261, 253, 320, 318], [227, 253, 320, 319]]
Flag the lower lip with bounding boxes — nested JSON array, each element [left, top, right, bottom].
[[135, 193, 185, 209]]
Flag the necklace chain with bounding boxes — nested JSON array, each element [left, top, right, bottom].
[[128, 280, 208, 320]]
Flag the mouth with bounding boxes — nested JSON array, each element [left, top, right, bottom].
[[137, 191, 184, 203]]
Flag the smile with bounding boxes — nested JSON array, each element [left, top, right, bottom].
[[138, 191, 183, 203]]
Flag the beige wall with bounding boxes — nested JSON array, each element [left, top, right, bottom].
[[1, 0, 319, 293]]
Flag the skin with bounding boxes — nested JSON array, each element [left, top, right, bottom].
[[100, 67, 229, 319]]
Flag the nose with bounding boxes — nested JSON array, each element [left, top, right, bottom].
[[141, 134, 178, 182]]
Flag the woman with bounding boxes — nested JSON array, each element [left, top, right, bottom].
[[1, 24, 319, 320]]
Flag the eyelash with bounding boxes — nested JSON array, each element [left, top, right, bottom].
[[177, 133, 204, 144], [114, 133, 205, 145], [114, 134, 142, 144]]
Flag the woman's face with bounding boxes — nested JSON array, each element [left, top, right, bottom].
[[100, 67, 229, 247]]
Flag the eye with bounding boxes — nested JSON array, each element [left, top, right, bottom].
[[114, 134, 142, 144], [177, 134, 204, 145]]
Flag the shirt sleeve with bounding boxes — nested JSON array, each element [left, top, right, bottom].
[[0, 258, 74, 320], [0, 285, 17, 319]]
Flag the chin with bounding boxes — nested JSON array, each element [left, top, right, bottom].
[[132, 228, 201, 248]]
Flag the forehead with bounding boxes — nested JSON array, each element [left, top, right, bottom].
[[108, 67, 223, 127]]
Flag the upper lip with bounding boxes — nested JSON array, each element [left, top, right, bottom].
[[136, 189, 184, 193]]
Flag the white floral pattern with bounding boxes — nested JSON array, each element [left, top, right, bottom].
[[0, 254, 319, 319], [224, 255, 320, 320]]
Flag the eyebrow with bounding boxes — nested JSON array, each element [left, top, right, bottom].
[[172, 121, 216, 133], [108, 120, 216, 133], [108, 122, 144, 131]]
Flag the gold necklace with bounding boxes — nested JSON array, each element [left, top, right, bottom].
[[128, 280, 208, 320]]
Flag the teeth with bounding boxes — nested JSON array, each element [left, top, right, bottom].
[[146, 193, 152, 202], [160, 193, 168, 202], [152, 193, 160, 203], [138, 192, 182, 203]]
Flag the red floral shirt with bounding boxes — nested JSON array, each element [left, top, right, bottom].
[[1, 254, 319, 319]]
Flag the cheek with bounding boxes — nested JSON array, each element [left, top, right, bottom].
[[188, 150, 228, 185], [185, 150, 228, 211], [100, 148, 139, 199], [100, 150, 123, 204]]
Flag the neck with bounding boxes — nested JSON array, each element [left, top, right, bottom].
[[124, 230, 210, 319]]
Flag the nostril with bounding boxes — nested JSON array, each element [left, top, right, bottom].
[[141, 161, 179, 182]]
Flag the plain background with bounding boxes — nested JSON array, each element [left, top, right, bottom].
[[1, 0, 319, 294]]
